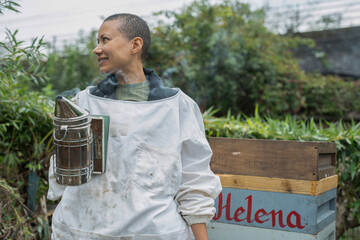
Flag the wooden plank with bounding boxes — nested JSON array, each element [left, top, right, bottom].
[[218, 174, 338, 196], [315, 143, 337, 154], [318, 166, 336, 179], [212, 188, 336, 234], [209, 137, 337, 180], [207, 221, 336, 240]]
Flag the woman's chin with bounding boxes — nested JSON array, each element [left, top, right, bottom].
[[99, 68, 111, 74], [100, 67, 121, 75]]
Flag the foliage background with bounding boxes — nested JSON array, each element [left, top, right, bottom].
[[1, 0, 359, 239], [44, 0, 360, 120], [0, 6, 53, 238], [144, 0, 360, 118], [45, 30, 101, 96]]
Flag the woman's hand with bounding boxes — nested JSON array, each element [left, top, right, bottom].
[[191, 223, 209, 240]]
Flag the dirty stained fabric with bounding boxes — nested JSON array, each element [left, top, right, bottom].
[[48, 85, 222, 239]]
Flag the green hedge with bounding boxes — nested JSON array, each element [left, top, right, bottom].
[[203, 107, 360, 237], [42, 0, 360, 120], [0, 21, 53, 239], [302, 74, 360, 119], [45, 30, 100, 96], [146, 0, 360, 119]]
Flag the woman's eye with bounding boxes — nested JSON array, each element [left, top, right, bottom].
[[103, 37, 109, 42]]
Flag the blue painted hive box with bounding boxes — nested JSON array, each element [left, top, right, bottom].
[[207, 138, 337, 238]]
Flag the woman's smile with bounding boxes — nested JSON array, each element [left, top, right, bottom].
[[93, 20, 133, 73], [98, 57, 109, 67]]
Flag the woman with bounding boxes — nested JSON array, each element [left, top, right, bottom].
[[48, 13, 222, 240]]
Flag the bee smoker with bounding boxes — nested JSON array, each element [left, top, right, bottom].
[[53, 96, 108, 186]]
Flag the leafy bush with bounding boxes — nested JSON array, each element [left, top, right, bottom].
[[0, 27, 53, 179], [302, 74, 360, 119], [146, 0, 314, 116], [42, 0, 359, 120], [145, 0, 360, 119], [203, 107, 360, 238], [0, 4, 53, 238], [45, 30, 101, 96]]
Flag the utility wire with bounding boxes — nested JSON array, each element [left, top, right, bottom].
[[264, 0, 360, 32], [2, 0, 359, 44], [266, 1, 360, 17], [267, 0, 358, 11]]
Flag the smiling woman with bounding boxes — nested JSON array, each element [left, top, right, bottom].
[[47, 13, 222, 240], [93, 15, 148, 85], [94, 30, 135, 70], [91, 14, 152, 100]]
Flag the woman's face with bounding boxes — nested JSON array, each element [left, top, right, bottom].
[[93, 20, 132, 74]]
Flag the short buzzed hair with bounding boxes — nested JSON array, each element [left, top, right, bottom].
[[104, 13, 151, 62]]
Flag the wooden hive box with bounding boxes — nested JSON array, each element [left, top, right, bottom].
[[208, 138, 338, 237], [209, 137, 337, 181], [211, 184, 337, 234]]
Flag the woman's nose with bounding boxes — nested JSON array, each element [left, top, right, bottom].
[[93, 45, 102, 55]]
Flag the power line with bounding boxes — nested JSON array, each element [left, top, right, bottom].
[[267, 1, 360, 16], [267, 0, 358, 11], [264, 0, 360, 32], [2, 0, 359, 44], [266, 8, 360, 23]]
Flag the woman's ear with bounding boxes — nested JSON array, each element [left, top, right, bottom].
[[131, 37, 143, 55]]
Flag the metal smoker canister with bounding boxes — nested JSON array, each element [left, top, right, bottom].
[[53, 96, 93, 185]]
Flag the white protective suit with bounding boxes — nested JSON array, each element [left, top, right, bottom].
[[48, 87, 222, 240]]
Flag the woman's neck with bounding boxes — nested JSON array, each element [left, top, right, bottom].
[[115, 63, 146, 85]]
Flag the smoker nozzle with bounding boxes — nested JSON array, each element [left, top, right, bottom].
[[54, 96, 88, 119]]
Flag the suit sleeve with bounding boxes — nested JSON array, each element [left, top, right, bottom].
[[47, 155, 66, 201], [175, 98, 222, 225]]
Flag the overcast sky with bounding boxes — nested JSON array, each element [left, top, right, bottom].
[[1, 0, 359, 46], [0, 0, 271, 43]]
